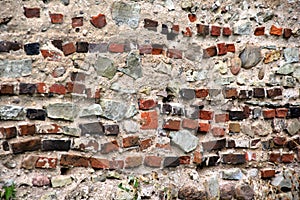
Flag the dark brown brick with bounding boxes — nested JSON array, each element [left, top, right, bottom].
[[122, 135, 139, 148], [144, 156, 162, 168], [104, 124, 119, 136], [62, 42, 76, 56], [254, 27, 265, 36], [223, 88, 238, 99], [196, 24, 209, 36], [203, 46, 217, 58], [269, 152, 281, 162], [79, 122, 104, 135], [221, 153, 245, 165], [101, 140, 119, 154], [76, 42, 89, 53], [261, 168, 275, 179], [202, 138, 226, 151], [253, 88, 265, 98], [24, 7, 40, 18], [19, 124, 36, 136], [229, 111, 247, 121], [144, 19, 158, 31], [19, 83, 37, 95], [281, 153, 294, 163], [0, 126, 17, 139], [11, 137, 41, 154], [267, 88, 282, 98], [0, 41, 22, 52], [273, 136, 286, 146], [42, 139, 71, 151], [60, 154, 89, 167], [0, 84, 14, 95], [163, 157, 180, 168], [283, 28, 292, 39]]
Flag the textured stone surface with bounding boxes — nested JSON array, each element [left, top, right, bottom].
[[283, 48, 299, 63], [46, 103, 78, 121], [170, 130, 198, 153], [111, 2, 140, 29], [0, 105, 26, 120], [118, 52, 142, 79], [51, 176, 72, 188], [93, 57, 116, 79], [222, 168, 243, 180], [0, 59, 32, 78], [100, 99, 137, 121], [239, 45, 262, 69], [286, 119, 300, 135], [79, 104, 103, 117]]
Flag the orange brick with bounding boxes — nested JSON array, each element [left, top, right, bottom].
[[215, 114, 229, 123], [198, 122, 210, 133], [141, 111, 158, 130], [182, 118, 198, 130], [263, 109, 276, 119], [199, 110, 214, 120], [212, 127, 225, 137], [275, 108, 288, 118], [270, 25, 282, 36]]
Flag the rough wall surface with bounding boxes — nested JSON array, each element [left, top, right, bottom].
[[0, 0, 300, 199]]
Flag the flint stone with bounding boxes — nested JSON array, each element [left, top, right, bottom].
[[287, 119, 300, 135], [170, 130, 198, 153], [222, 168, 243, 180], [111, 2, 140, 29], [284, 48, 299, 63], [239, 46, 262, 69], [234, 21, 252, 35], [47, 103, 78, 121], [0, 59, 32, 78], [118, 52, 142, 79], [0, 105, 26, 120], [206, 174, 219, 198], [110, 82, 137, 94], [100, 99, 137, 121], [79, 104, 103, 117], [93, 57, 116, 79], [276, 63, 294, 75]]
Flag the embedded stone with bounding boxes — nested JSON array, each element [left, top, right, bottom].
[[233, 21, 252, 35], [287, 119, 300, 135], [32, 175, 50, 187], [178, 185, 207, 200], [0, 105, 26, 120], [170, 130, 199, 153], [276, 63, 294, 75], [51, 175, 72, 188], [90, 13, 107, 29], [222, 168, 243, 180], [46, 103, 78, 121], [0, 59, 32, 78], [79, 104, 103, 117], [283, 47, 299, 63], [24, 43, 40, 55], [230, 57, 241, 75], [235, 184, 254, 200], [100, 99, 137, 121], [93, 57, 116, 79], [220, 183, 235, 200], [111, 2, 140, 29], [293, 65, 300, 81], [239, 45, 262, 69], [118, 52, 142, 79]]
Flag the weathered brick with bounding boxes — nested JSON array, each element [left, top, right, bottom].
[[267, 88, 282, 98], [144, 18, 158, 31], [70, 72, 86, 82], [193, 151, 202, 164], [104, 124, 119, 136], [238, 90, 252, 99], [19, 83, 37, 95], [0, 126, 17, 139], [125, 156, 143, 168], [151, 44, 164, 55], [90, 158, 109, 169], [36, 83, 47, 94], [203, 46, 217, 58], [221, 153, 245, 165], [195, 89, 209, 98], [273, 136, 286, 146], [270, 25, 282, 36], [60, 154, 90, 167], [0, 41, 22, 52], [49, 13, 63, 24], [51, 40, 63, 51], [101, 140, 119, 154], [0, 84, 14, 95], [32, 176, 50, 187], [167, 49, 182, 59], [179, 156, 191, 165], [222, 27, 232, 36], [212, 127, 225, 137], [180, 88, 195, 100], [211, 25, 221, 36], [19, 124, 36, 136], [62, 42, 76, 56], [140, 138, 152, 151], [24, 7, 40, 18], [71, 82, 86, 94], [38, 124, 63, 134], [123, 135, 139, 148], [202, 138, 226, 151], [88, 43, 108, 53], [163, 157, 180, 168], [222, 88, 237, 99], [163, 119, 181, 130], [281, 153, 294, 163], [188, 13, 197, 22], [138, 99, 157, 110], [90, 13, 107, 29], [182, 118, 198, 130], [72, 17, 83, 28], [42, 139, 71, 151], [262, 109, 276, 119], [215, 113, 229, 123], [283, 28, 292, 39], [275, 108, 288, 118], [199, 110, 214, 120], [49, 84, 66, 95], [198, 122, 211, 133], [24, 43, 40, 55], [226, 44, 235, 53], [41, 50, 62, 61], [108, 43, 124, 53], [109, 160, 124, 170], [254, 27, 265, 36], [76, 42, 89, 53], [229, 123, 240, 133], [79, 122, 104, 135], [35, 157, 58, 169], [253, 88, 265, 98], [196, 24, 209, 36], [139, 44, 152, 55], [217, 43, 227, 56], [144, 156, 162, 168], [172, 24, 179, 34], [261, 168, 275, 179], [21, 155, 38, 169], [269, 152, 281, 162], [11, 137, 41, 154], [182, 27, 192, 37], [141, 111, 158, 130], [245, 152, 256, 161]]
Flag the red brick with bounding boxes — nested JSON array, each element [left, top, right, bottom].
[[262, 109, 276, 119], [172, 25, 179, 34], [182, 27, 192, 37], [62, 42, 76, 56], [125, 156, 143, 168], [139, 99, 157, 110], [60, 154, 89, 167], [140, 138, 152, 151], [211, 25, 221, 36], [36, 83, 47, 94], [217, 43, 227, 56], [245, 152, 256, 161], [270, 25, 282, 36], [101, 140, 119, 154], [222, 27, 232, 36], [222, 88, 237, 98], [228, 123, 240, 133], [139, 44, 152, 55], [196, 24, 209, 36], [212, 127, 225, 137], [275, 108, 288, 118], [108, 43, 124, 53], [90, 13, 107, 29], [49, 84, 66, 95], [163, 119, 181, 130], [281, 153, 294, 163], [193, 151, 202, 164], [273, 136, 286, 146], [35, 157, 58, 169], [49, 13, 63, 24], [226, 44, 235, 53], [122, 135, 139, 148], [203, 46, 217, 58], [109, 160, 124, 170], [94, 88, 101, 99], [0, 126, 17, 139], [11, 137, 41, 154], [24, 7, 40, 18], [0, 84, 14, 95], [182, 118, 198, 130], [198, 122, 210, 133], [269, 152, 281, 162], [215, 114, 229, 123], [71, 82, 86, 94], [188, 14, 197, 22], [151, 44, 164, 55], [90, 158, 109, 169], [283, 28, 292, 39], [199, 110, 214, 120], [195, 89, 209, 98], [179, 156, 190, 164], [141, 111, 158, 130], [261, 168, 275, 179], [167, 49, 182, 59], [22, 155, 38, 169], [72, 17, 83, 28], [155, 142, 171, 150], [254, 27, 265, 36], [144, 156, 162, 168], [19, 124, 36, 136], [41, 50, 62, 61]]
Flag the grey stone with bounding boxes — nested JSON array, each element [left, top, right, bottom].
[[47, 103, 78, 121], [123, 120, 139, 133], [155, 61, 172, 75], [222, 168, 243, 180], [271, 172, 292, 190], [118, 52, 142, 80], [241, 124, 254, 137], [293, 65, 300, 81], [239, 45, 262, 69], [235, 184, 254, 200], [220, 183, 235, 200], [0, 105, 26, 120], [40, 192, 57, 200], [60, 0, 69, 5], [181, 0, 193, 10], [110, 82, 137, 94], [111, 2, 140, 29], [283, 47, 299, 63], [0, 59, 32, 78], [170, 130, 198, 153], [276, 63, 294, 75], [234, 21, 252, 35], [51, 175, 72, 188], [62, 126, 80, 137], [215, 76, 235, 85], [79, 104, 103, 117], [100, 99, 137, 121], [282, 76, 296, 87], [251, 121, 272, 136], [93, 57, 116, 79], [165, 0, 175, 11], [206, 174, 219, 199], [287, 119, 300, 135]]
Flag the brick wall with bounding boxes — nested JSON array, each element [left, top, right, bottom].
[[0, 0, 300, 199]]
